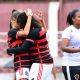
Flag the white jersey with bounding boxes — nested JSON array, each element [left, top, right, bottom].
[[62, 25, 80, 66]]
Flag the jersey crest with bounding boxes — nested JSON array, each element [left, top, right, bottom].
[[74, 74, 79, 80]]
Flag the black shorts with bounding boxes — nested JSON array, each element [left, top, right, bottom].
[[62, 66, 80, 80]]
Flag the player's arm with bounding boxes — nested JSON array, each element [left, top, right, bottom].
[[7, 28, 39, 54], [61, 38, 80, 53], [41, 17, 47, 33], [7, 41, 12, 56], [61, 29, 80, 53], [17, 8, 33, 37], [35, 10, 47, 32]]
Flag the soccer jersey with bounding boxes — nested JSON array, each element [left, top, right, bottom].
[[7, 27, 53, 64], [8, 28, 31, 72], [28, 27, 53, 64], [62, 25, 80, 66]]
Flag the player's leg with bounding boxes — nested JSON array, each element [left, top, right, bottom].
[[62, 66, 80, 80], [51, 64, 57, 80], [16, 68, 29, 80], [62, 66, 68, 80], [13, 73, 16, 80], [69, 66, 80, 80]]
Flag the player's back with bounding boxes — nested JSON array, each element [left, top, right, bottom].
[[28, 27, 53, 64], [8, 28, 31, 72]]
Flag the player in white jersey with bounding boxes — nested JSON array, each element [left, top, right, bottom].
[[61, 9, 80, 80]]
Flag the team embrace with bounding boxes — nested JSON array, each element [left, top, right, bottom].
[[7, 8, 56, 80]]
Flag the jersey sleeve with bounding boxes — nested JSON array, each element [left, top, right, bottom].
[[62, 28, 71, 39], [8, 29, 19, 39], [7, 28, 39, 54]]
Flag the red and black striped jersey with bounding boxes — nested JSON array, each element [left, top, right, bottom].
[[8, 28, 31, 72], [28, 27, 53, 64], [7, 27, 53, 64]]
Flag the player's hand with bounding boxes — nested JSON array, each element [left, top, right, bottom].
[[24, 8, 33, 17], [34, 10, 43, 22], [7, 41, 12, 56], [7, 52, 12, 56], [7, 41, 11, 48]]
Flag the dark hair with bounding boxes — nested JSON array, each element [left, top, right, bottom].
[[67, 9, 79, 25], [17, 12, 41, 29], [10, 9, 20, 29], [12, 9, 17, 14]]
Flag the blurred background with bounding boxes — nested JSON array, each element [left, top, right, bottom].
[[0, 0, 80, 80]]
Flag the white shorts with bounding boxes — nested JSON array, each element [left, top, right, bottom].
[[16, 68, 29, 80], [29, 63, 53, 80]]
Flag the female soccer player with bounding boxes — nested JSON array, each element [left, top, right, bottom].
[[7, 11, 54, 80], [7, 8, 33, 80], [35, 10, 57, 80], [61, 9, 80, 80]]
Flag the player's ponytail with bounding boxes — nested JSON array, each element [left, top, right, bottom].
[[12, 9, 17, 14], [10, 9, 17, 29], [10, 10, 20, 29], [67, 9, 79, 25]]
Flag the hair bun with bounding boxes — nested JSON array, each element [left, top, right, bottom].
[[12, 9, 17, 14]]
